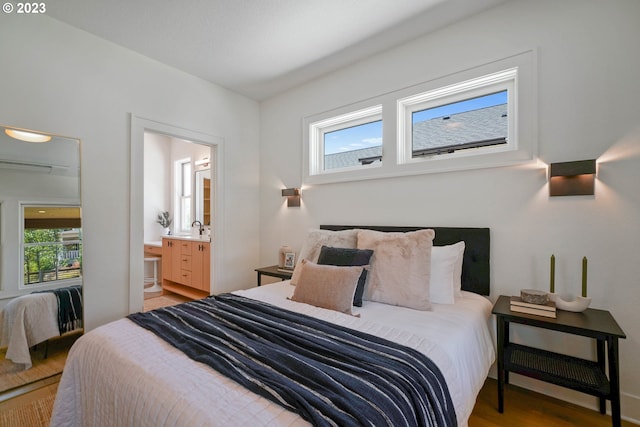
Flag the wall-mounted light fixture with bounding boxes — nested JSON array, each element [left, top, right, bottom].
[[281, 188, 301, 207], [195, 157, 210, 167], [549, 159, 596, 196]]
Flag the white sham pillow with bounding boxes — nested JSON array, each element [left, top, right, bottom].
[[430, 241, 465, 304], [357, 229, 435, 311]]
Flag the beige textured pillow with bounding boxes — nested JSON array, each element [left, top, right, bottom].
[[290, 229, 358, 285], [290, 260, 363, 315], [357, 229, 435, 311]]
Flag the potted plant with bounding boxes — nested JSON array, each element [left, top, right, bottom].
[[157, 211, 172, 235]]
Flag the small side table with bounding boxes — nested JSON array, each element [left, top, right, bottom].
[[492, 295, 626, 427], [254, 265, 293, 286]]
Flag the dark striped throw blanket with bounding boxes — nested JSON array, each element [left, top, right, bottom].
[[128, 294, 456, 427], [35, 285, 83, 333]]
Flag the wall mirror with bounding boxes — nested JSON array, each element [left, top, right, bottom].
[[0, 124, 82, 388], [195, 168, 211, 227]]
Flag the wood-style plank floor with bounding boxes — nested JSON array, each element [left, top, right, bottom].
[[470, 378, 637, 426]]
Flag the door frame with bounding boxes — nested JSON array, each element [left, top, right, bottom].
[[129, 114, 224, 313]]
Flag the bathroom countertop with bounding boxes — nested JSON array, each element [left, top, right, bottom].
[[161, 234, 211, 243]]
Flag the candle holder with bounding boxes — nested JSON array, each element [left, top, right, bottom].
[[548, 293, 591, 312]]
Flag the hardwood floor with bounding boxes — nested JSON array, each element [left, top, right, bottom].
[[470, 378, 637, 426]]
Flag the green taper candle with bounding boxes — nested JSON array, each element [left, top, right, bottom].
[[582, 256, 587, 297], [550, 254, 555, 293]]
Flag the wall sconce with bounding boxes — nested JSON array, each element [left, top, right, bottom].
[[195, 157, 210, 167], [549, 159, 596, 196], [282, 188, 301, 207]]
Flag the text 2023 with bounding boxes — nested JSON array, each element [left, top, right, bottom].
[[17, 2, 46, 13]]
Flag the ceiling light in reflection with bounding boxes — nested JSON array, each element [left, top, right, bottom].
[[4, 128, 52, 143]]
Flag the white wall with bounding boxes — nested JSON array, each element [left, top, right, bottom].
[[0, 15, 261, 330], [143, 132, 171, 242], [259, 0, 640, 421]]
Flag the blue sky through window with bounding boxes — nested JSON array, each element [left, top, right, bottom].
[[323, 91, 505, 156], [412, 91, 507, 123], [324, 120, 382, 155]]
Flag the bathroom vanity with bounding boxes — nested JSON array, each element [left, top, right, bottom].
[[161, 236, 211, 299]]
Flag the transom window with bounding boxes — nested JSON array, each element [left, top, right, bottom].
[[411, 90, 508, 157], [304, 50, 535, 185], [398, 68, 516, 165], [308, 105, 382, 175]]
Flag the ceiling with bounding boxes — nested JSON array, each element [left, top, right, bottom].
[[46, 0, 507, 101]]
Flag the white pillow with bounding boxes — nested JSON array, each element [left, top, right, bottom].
[[430, 242, 465, 304], [357, 229, 435, 311], [453, 241, 465, 297], [290, 229, 358, 285]]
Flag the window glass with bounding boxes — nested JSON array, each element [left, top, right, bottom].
[[412, 90, 508, 157], [22, 205, 82, 287], [323, 120, 382, 170], [176, 159, 192, 233], [182, 161, 192, 197], [304, 50, 535, 185]]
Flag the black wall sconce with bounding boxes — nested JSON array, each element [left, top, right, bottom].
[[549, 159, 596, 196], [282, 188, 301, 207]]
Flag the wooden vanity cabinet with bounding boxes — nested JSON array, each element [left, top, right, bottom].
[[162, 237, 210, 299]]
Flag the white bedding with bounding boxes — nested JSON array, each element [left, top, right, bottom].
[[0, 293, 60, 369], [51, 282, 495, 426]]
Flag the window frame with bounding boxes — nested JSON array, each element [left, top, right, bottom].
[[174, 158, 192, 234], [398, 69, 517, 165], [303, 50, 536, 185], [19, 202, 83, 290], [307, 105, 383, 176]]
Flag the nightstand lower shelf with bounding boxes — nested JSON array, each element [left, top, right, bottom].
[[505, 344, 609, 397]]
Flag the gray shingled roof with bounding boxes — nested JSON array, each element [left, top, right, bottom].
[[413, 104, 507, 152], [323, 104, 506, 170], [325, 146, 382, 170]]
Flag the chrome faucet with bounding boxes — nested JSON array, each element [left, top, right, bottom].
[[191, 220, 204, 235]]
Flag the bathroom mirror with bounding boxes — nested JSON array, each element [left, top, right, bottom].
[[194, 169, 211, 226], [0, 124, 82, 384]]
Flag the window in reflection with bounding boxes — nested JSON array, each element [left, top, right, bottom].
[[22, 205, 82, 287]]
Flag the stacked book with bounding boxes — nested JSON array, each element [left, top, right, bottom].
[[510, 296, 556, 318]]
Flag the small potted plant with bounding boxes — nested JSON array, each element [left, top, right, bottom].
[[157, 211, 173, 235]]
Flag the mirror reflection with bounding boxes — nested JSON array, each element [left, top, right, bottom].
[[0, 124, 82, 390]]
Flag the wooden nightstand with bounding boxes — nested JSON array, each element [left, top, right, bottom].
[[254, 265, 293, 286], [492, 295, 626, 427]]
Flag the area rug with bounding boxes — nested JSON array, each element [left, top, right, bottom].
[[0, 391, 55, 427], [0, 331, 81, 394]]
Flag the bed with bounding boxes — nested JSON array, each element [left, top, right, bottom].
[[0, 285, 82, 369], [51, 226, 494, 426]]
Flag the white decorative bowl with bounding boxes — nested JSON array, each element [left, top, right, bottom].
[[548, 293, 591, 312]]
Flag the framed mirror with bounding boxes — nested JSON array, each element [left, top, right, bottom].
[[0, 124, 82, 386], [195, 168, 211, 226]]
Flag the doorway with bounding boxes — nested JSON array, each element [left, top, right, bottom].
[[129, 115, 224, 313]]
